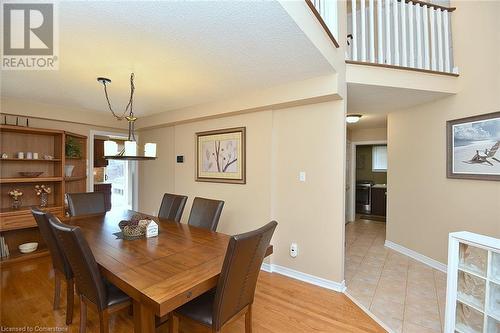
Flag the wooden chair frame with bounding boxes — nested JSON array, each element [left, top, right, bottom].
[[53, 268, 75, 325], [78, 294, 131, 333], [169, 303, 253, 333]]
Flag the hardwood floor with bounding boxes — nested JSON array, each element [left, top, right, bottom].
[[1, 257, 385, 333]]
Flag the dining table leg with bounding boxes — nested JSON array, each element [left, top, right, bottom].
[[133, 299, 156, 333]]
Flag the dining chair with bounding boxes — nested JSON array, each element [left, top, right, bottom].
[[32, 208, 74, 325], [158, 193, 188, 222], [187, 197, 224, 231], [66, 192, 106, 216], [48, 214, 131, 333], [169, 220, 278, 333]]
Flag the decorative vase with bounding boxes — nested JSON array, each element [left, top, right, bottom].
[[65, 165, 75, 177], [40, 192, 48, 207], [12, 198, 22, 209]]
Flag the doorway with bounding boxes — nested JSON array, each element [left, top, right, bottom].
[[346, 140, 387, 222], [344, 140, 388, 297], [89, 130, 138, 211]]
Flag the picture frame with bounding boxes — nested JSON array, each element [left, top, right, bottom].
[[447, 111, 500, 181], [196, 127, 246, 184]]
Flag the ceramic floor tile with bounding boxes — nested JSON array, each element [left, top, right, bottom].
[[345, 218, 447, 333], [403, 321, 441, 333], [371, 307, 403, 333], [404, 302, 442, 331]]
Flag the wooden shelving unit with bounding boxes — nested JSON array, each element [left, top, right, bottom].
[[0, 177, 63, 184], [0, 125, 87, 266]]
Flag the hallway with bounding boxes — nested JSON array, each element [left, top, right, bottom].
[[345, 219, 447, 333]]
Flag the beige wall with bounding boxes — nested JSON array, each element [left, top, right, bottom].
[[387, 0, 500, 264], [1, 98, 126, 129], [348, 127, 387, 142], [139, 100, 346, 283]]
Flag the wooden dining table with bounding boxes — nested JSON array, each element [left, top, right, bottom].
[[65, 209, 272, 333]]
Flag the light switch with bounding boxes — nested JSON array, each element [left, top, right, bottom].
[[299, 171, 306, 182]]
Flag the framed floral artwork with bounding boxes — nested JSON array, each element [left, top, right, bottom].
[[196, 127, 246, 184]]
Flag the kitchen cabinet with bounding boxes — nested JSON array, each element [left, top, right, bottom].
[[94, 183, 111, 211], [94, 138, 108, 167], [371, 186, 386, 216]]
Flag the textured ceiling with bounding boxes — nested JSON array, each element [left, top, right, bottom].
[[1, 1, 334, 116]]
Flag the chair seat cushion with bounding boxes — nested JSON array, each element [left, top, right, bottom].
[[175, 289, 215, 327], [105, 281, 130, 307]]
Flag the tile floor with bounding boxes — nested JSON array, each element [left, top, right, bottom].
[[345, 218, 447, 333]]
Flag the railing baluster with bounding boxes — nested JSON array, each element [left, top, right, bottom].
[[393, 0, 399, 66], [361, 0, 367, 61], [340, 0, 454, 73], [377, 0, 384, 63], [401, 1, 407, 67], [416, 4, 422, 69], [443, 9, 450, 72], [423, 5, 430, 69], [369, 0, 375, 62], [408, 1, 415, 68], [437, 8, 444, 71], [385, 0, 391, 64], [430, 7, 437, 70], [351, 0, 358, 61]]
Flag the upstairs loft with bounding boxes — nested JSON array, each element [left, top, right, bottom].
[[309, 0, 458, 76]]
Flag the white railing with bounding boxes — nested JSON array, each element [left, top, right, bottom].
[[347, 0, 456, 74], [308, 0, 340, 47]]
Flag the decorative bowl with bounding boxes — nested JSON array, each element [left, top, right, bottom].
[[19, 171, 43, 177], [18, 242, 38, 254]]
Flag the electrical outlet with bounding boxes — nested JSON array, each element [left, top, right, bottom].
[[290, 242, 298, 258]]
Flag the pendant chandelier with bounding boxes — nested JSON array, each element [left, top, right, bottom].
[[97, 73, 157, 160]]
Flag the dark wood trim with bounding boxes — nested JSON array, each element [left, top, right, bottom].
[[64, 131, 88, 139], [0, 124, 64, 135], [195, 127, 246, 184], [305, 0, 340, 48], [346, 60, 460, 77], [400, 0, 456, 12], [446, 111, 500, 181]]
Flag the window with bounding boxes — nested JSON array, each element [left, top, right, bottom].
[[372, 145, 387, 172]]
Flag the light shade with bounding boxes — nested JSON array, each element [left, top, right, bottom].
[[104, 140, 118, 156], [124, 141, 137, 156], [144, 143, 157, 158], [346, 114, 362, 123]]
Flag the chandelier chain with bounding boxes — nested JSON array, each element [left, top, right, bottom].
[[102, 73, 135, 120]]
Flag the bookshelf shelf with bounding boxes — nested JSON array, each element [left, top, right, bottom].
[[0, 125, 87, 264]]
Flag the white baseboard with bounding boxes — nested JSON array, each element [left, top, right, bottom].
[[344, 292, 396, 333], [384, 240, 447, 273], [261, 263, 346, 292]]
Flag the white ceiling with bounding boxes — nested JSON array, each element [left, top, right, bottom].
[[1, 1, 334, 116], [347, 83, 453, 129]]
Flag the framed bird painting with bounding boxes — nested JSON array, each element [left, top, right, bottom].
[[447, 112, 500, 181]]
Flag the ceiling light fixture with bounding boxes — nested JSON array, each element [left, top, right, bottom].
[[346, 114, 362, 124], [97, 73, 157, 160]]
